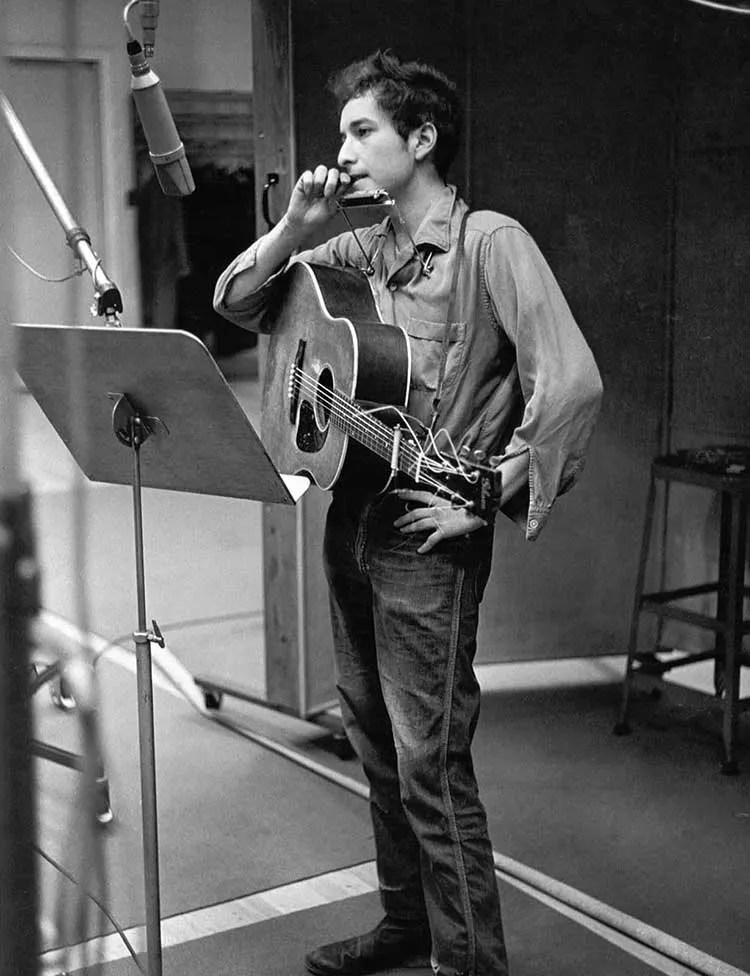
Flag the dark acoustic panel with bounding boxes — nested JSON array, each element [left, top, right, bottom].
[[469, 1, 676, 660]]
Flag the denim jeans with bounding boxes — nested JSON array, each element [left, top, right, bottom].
[[323, 489, 509, 976]]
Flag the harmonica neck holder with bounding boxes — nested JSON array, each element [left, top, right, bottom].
[[336, 189, 393, 276]]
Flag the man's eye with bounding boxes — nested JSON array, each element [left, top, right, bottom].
[[357, 127, 371, 137]]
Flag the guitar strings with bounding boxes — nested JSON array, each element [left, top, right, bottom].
[[365, 404, 472, 479], [291, 368, 439, 473], [361, 404, 474, 483], [290, 367, 479, 503], [291, 367, 473, 479], [294, 377, 439, 485]]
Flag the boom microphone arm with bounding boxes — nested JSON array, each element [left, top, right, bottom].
[[0, 89, 123, 325]]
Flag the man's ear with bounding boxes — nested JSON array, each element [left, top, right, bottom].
[[412, 122, 438, 163]]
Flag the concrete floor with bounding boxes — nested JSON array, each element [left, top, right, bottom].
[[15, 350, 750, 976]]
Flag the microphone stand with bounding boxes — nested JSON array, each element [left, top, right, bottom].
[[0, 89, 123, 325]]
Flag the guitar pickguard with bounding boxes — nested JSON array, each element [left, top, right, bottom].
[[295, 399, 328, 453]]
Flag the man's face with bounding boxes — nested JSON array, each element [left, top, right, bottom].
[[337, 92, 414, 197]]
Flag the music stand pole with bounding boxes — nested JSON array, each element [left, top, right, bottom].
[[120, 399, 164, 976]]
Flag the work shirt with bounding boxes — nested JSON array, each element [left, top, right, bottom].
[[213, 185, 603, 539]]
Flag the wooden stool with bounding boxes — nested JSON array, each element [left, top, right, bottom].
[[614, 454, 750, 773]]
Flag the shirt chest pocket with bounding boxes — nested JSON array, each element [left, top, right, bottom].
[[406, 318, 466, 393]]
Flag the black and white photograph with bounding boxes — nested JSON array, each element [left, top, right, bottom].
[[1, 2, 748, 975]]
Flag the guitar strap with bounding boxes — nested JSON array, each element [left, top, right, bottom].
[[429, 208, 470, 432]]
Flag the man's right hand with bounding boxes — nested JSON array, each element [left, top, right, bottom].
[[216, 166, 352, 310], [284, 165, 352, 234]]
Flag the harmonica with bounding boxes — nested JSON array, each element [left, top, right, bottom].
[[337, 187, 393, 209]]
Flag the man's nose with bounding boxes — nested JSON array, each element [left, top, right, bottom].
[[337, 137, 354, 169]]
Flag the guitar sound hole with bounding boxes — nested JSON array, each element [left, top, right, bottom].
[[294, 365, 334, 455], [314, 367, 334, 427]]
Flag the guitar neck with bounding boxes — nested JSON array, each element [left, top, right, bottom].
[[334, 390, 420, 479], [323, 384, 472, 503]]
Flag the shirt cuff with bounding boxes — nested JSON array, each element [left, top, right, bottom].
[[492, 446, 552, 541]]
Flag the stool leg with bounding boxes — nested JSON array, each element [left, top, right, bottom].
[[718, 493, 746, 775], [615, 471, 657, 735]]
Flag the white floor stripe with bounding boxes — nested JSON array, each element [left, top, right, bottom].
[[38, 862, 379, 973]]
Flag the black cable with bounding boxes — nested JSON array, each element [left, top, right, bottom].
[[34, 842, 146, 975]]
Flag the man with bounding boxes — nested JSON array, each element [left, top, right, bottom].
[[214, 50, 602, 976]]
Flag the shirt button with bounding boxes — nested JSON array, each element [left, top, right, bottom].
[[529, 518, 539, 529]]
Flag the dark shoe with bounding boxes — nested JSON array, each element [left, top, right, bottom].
[[305, 916, 432, 975]]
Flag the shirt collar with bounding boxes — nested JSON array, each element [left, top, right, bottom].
[[412, 184, 462, 252], [375, 184, 464, 255]]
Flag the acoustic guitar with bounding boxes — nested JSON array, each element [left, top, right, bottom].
[[262, 261, 497, 516]]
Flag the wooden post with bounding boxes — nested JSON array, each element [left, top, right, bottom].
[[252, 0, 337, 717]]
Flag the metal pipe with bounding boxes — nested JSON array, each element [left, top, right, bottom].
[[493, 853, 748, 976], [0, 89, 122, 322]]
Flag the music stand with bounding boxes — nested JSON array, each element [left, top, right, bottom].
[[15, 323, 307, 976]]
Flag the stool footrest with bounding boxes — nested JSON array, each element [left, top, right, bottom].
[[633, 649, 716, 675], [643, 583, 718, 603], [642, 583, 750, 604], [640, 598, 750, 634]]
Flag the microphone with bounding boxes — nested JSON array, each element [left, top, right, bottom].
[[127, 38, 195, 196], [139, 0, 159, 58]]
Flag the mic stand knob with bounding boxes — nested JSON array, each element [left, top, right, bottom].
[[133, 619, 165, 649]]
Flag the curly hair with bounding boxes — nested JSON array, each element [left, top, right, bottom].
[[328, 50, 461, 179]]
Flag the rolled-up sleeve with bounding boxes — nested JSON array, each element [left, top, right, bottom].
[[212, 239, 291, 332], [213, 228, 371, 332], [485, 226, 603, 540]]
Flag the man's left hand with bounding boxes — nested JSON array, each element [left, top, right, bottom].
[[392, 489, 487, 554]]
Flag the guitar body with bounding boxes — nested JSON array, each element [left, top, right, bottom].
[[262, 261, 412, 491]]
